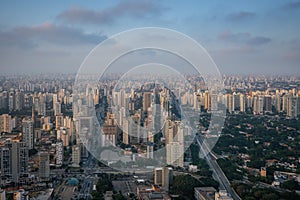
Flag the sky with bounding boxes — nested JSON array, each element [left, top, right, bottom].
[[0, 0, 299, 75]]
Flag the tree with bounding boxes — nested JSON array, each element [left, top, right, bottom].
[[113, 193, 126, 200], [282, 180, 300, 191], [262, 193, 278, 200], [170, 175, 202, 199]]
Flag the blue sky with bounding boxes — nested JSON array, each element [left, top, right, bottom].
[[0, 0, 299, 75]]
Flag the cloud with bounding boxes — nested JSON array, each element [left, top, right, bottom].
[[219, 30, 271, 46], [57, 0, 167, 25], [0, 22, 107, 48], [282, 1, 300, 10], [283, 38, 300, 61], [226, 11, 255, 21], [246, 36, 271, 45]]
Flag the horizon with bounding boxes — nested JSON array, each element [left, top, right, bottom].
[[0, 0, 299, 75]]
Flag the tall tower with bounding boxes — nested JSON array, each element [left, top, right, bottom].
[[0, 114, 12, 133], [204, 91, 210, 110], [165, 120, 184, 167], [39, 152, 50, 179], [31, 104, 36, 129], [22, 118, 34, 150], [72, 145, 81, 167], [143, 92, 152, 112], [55, 140, 64, 167], [287, 96, 298, 118], [0, 139, 28, 183]]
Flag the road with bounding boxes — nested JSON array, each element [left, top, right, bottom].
[[77, 157, 97, 199], [196, 136, 241, 200]]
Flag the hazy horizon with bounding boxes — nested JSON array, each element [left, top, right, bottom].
[[0, 0, 299, 75]]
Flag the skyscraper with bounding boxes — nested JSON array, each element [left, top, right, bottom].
[[0, 114, 12, 133], [55, 113, 64, 130], [226, 94, 233, 113], [129, 113, 141, 144], [39, 152, 50, 179], [165, 120, 184, 167], [122, 118, 129, 145], [204, 91, 210, 110], [143, 92, 152, 112], [15, 90, 23, 111], [8, 91, 14, 111], [53, 102, 61, 116], [72, 145, 81, 167], [56, 141, 64, 167], [101, 113, 119, 147], [57, 127, 70, 147], [154, 168, 163, 186], [162, 167, 173, 191], [153, 167, 173, 190], [22, 118, 34, 150], [0, 138, 28, 183], [287, 96, 298, 118], [239, 94, 245, 112], [233, 93, 240, 111], [263, 95, 272, 113]]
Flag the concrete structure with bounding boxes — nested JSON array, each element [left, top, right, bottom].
[[194, 187, 216, 200], [55, 113, 64, 130], [0, 189, 6, 200], [22, 118, 34, 149], [72, 145, 81, 167], [101, 113, 119, 147], [0, 138, 28, 183], [215, 190, 233, 200], [143, 92, 152, 112], [154, 168, 163, 186], [57, 127, 70, 147], [0, 114, 12, 133], [55, 141, 64, 166], [39, 152, 50, 179], [154, 167, 173, 190], [165, 120, 184, 167]]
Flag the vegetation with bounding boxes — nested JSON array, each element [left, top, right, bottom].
[[217, 158, 243, 181], [232, 182, 300, 200], [91, 173, 114, 200], [170, 175, 202, 200]]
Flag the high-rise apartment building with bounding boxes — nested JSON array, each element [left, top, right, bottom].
[[263, 95, 272, 112], [55, 113, 64, 130], [39, 152, 50, 179], [56, 141, 64, 166], [8, 91, 14, 111], [143, 92, 152, 112], [0, 114, 12, 133], [101, 113, 119, 146], [72, 145, 81, 167], [154, 168, 163, 186], [15, 91, 23, 111], [22, 118, 34, 149], [287, 96, 298, 118], [165, 120, 184, 167], [0, 139, 28, 183], [153, 167, 173, 190], [240, 94, 245, 112], [57, 127, 70, 147]]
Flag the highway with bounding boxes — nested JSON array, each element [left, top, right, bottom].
[[196, 136, 241, 200]]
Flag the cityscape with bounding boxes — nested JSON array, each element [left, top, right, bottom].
[[1, 1, 300, 200], [0, 74, 299, 199]]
